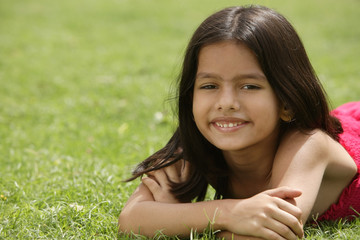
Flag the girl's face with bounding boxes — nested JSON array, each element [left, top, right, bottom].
[[192, 41, 282, 153]]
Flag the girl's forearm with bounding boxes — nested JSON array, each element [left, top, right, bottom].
[[118, 200, 229, 237], [119, 186, 304, 239]]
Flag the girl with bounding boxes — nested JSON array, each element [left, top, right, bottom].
[[118, 5, 360, 240]]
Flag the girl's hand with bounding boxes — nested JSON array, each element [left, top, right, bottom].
[[220, 187, 304, 240], [141, 160, 190, 203]]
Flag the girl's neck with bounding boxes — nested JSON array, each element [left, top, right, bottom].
[[222, 135, 280, 198]]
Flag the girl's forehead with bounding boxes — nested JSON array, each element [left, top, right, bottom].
[[196, 41, 263, 76], [198, 41, 260, 65]]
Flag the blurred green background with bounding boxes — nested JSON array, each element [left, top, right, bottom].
[[0, 0, 359, 238]]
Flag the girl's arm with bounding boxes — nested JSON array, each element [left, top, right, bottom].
[[119, 182, 223, 237], [119, 160, 222, 237], [270, 130, 357, 223], [119, 161, 304, 239]]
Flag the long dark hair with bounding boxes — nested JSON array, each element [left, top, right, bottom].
[[127, 5, 342, 202]]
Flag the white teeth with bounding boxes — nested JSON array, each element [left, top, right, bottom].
[[215, 122, 241, 128]]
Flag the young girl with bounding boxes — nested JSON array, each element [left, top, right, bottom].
[[118, 5, 360, 240]]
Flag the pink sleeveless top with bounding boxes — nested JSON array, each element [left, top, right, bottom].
[[317, 101, 360, 221]]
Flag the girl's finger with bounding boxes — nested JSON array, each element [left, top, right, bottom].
[[141, 177, 161, 196], [263, 217, 300, 240], [147, 169, 169, 189], [142, 175, 180, 203], [265, 186, 302, 199], [275, 197, 302, 221], [271, 202, 304, 238], [164, 163, 181, 183]]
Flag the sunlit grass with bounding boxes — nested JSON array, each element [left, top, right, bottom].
[[1, 0, 359, 239]]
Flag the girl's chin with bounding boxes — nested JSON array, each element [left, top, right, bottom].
[[211, 142, 247, 152]]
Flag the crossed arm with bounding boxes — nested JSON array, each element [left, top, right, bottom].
[[119, 174, 303, 239], [118, 130, 355, 239]]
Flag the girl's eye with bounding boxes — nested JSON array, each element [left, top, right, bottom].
[[242, 84, 260, 90], [200, 84, 217, 89]]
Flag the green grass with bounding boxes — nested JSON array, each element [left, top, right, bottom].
[[0, 0, 359, 239]]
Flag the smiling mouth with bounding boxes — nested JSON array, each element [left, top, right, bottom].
[[215, 122, 243, 128]]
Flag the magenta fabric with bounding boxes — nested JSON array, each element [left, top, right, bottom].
[[317, 101, 360, 221]]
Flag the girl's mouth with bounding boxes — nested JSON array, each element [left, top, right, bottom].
[[215, 122, 243, 128], [211, 117, 248, 131]]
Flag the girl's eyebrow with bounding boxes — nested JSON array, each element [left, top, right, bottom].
[[196, 72, 266, 81], [196, 72, 221, 80]]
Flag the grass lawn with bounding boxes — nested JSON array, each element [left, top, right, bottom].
[[1, 0, 359, 239]]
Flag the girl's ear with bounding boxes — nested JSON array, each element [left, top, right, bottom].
[[280, 105, 294, 122]]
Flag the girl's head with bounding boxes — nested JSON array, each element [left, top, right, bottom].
[[131, 5, 342, 201], [177, 5, 341, 194], [178, 5, 341, 146]]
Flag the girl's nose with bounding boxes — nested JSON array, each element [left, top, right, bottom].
[[216, 88, 240, 111]]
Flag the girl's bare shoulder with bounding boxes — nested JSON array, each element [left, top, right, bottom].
[[279, 129, 356, 176], [278, 129, 330, 162]]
